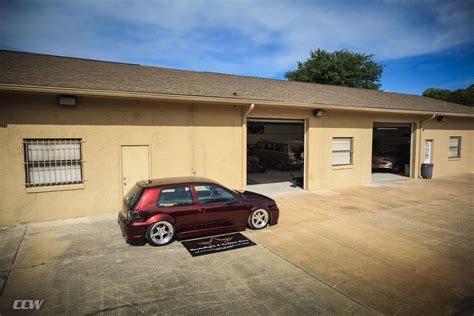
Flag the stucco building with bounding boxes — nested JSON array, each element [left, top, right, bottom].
[[1, 50, 473, 224]]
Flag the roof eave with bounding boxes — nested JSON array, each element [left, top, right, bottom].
[[1, 83, 473, 117]]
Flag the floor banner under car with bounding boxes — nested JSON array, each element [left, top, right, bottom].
[[181, 233, 256, 257]]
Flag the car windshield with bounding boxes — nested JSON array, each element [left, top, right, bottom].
[[123, 184, 143, 208]]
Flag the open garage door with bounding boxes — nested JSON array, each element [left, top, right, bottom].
[[247, 118, 305, 195], [372, 122, 412, 183]]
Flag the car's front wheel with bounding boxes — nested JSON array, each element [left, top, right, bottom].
[[248, 209, 269, 229], [276, 162, 284, 171], [146, 221, 175, 246]]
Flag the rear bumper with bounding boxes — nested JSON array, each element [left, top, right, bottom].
[[117, 213, 149, 240]]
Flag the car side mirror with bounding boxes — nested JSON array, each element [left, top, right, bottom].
[[228, 196, 239, 205]]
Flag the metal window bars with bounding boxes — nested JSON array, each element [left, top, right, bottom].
[[332, 137, 353, 166], [23, 139, 84, 187], [448, 137, 461, 158]]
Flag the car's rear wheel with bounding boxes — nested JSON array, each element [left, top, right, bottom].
[[146, 221, 175, 246], [248, 209, 269, 229]]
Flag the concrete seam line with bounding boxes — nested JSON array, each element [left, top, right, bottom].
[[8, 247, 133, 272], [1, 224, 28, 296], [256, 242, 373, 311]]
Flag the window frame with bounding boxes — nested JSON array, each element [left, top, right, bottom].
[[424, 139, 433, 163], [331, 137, 354, 167], [156, 185, 195, 208], [23, 138, 84, 188], [448, 136, 461, 158], [193, 183, 236, 205]]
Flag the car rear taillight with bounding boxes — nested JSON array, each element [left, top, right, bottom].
[[128, 210, 145, 221]]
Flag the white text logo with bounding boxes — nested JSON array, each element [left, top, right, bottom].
[[13, 299, 44, 310]]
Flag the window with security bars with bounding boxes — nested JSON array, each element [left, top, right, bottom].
[[332, 137, 353, 166], [448, 137, 461, 158], [24, 139, 83, 187]]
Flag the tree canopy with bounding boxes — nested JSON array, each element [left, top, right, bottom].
[[285, 49, 384, 90], [422, 84, 474, 107]]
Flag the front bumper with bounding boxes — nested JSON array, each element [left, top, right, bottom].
[[117, 213, 149, 240], [372, 162, 393, 169], [269, 206, 280, 225]]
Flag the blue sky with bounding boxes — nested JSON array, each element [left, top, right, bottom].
[[1, 0, 473, 95]]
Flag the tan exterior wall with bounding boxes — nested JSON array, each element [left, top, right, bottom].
[[421, 117, 473, 176], [0, 92, 243, 224], [1, 91, 473, 225]]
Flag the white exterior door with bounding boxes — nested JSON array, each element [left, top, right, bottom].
[[424, 140, 433, 163], [121, 145, 150, 196]]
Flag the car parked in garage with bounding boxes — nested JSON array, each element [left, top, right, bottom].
[[253, 140, 304, 171], [247, 150, 267, 173], [372, 151, 408, 173], [118, 177, 279, 246]]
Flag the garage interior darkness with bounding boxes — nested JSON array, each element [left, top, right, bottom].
[[372, 122, 412, 182], [247, 118, 305, 194]]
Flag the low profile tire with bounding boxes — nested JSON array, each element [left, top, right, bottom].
[[146, 221, 175, 246], [276, 162, 284, 171], [248, 209, 270, 230]]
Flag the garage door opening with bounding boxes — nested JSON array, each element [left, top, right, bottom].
[[372, 122, 412, 183], [246, 118, 305, 195]]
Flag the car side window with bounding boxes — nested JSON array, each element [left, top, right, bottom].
[[275, 143, 285, 152], [195, 185, 234, 204], [265, 143, 274, 150], [157, 186, 194, 207]]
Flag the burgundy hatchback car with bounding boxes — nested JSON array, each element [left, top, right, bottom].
[[118, 177, 279, 246]]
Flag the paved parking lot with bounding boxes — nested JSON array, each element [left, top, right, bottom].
[[0, 173, 473, 315]]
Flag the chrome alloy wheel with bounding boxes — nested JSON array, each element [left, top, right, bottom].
[[250, 209, 269, 229], [149, 221, 174, 245]]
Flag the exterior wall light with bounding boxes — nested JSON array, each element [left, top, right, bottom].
[[58, 95, 77, 106], [313, 109, 326, 117]]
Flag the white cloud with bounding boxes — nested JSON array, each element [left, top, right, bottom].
[[0, 0, 472, 77]]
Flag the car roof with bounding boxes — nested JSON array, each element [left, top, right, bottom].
[[137, 176, 220, 188]]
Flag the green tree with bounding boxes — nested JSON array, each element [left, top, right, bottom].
[[423, 84, 474, 107], [285, 49, 384, 90]]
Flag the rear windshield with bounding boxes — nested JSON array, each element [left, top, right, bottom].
[[124, 184, 143, 208]]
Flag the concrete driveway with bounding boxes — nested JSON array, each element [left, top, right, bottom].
[[1, 173, 473, 315]]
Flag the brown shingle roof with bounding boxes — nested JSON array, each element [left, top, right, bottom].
[[1, 50, 473, 114]]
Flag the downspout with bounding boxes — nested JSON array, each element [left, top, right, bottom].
[[417, 114, 436, 178], [242, 104, 255, 189]]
